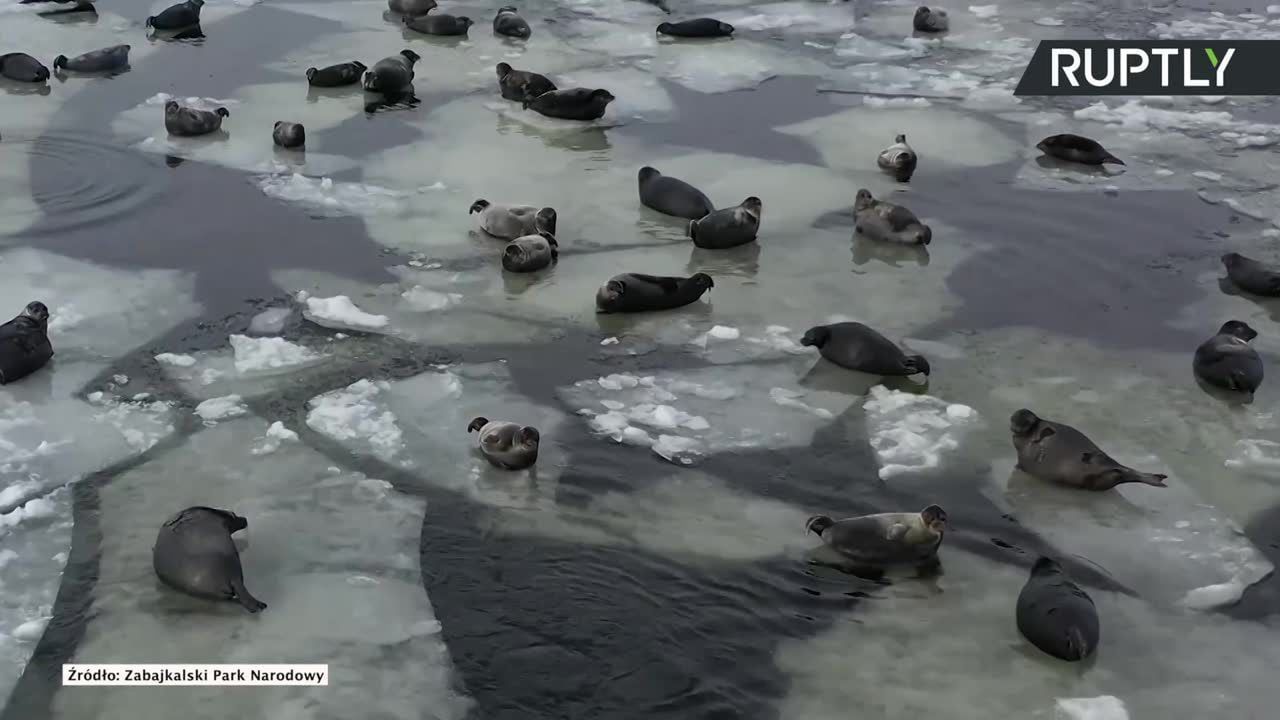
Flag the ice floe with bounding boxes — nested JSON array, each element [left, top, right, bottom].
[[299, 293, 391, 331], [194, 395, 249, 423], [229, 334, 321, 374], [863, 386, 979, 479], [306, 379, 404, 461]]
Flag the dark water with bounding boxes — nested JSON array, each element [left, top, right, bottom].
[[3, 1, 1280, 719]]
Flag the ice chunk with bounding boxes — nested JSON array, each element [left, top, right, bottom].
[[834, 34, 916, 61], [653, 434, 702, 464], [250, 421, 300, 456], [194, 395, 248, 423], [229, 334, 322, 374], [1034, 17, 1064, 26], [1225, 439, 1280, 475], [863, 386, 980, 480], [256, 172, 408, 218], [401, 286, 463, 312], [301, 294, 390, 331], [969, 5, 999, 19], [10, 617, 49, 642], [155, 353, 196, 368], [1055, 696, 1129, 720], [1193, 171, 1224, 182], [247, 307, 291, 335], [720, 2, 856, 32], [306, 380, 403, 461], [770, 388, 835, 419]]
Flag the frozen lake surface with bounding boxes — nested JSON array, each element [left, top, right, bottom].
[[2, 0, 1280, 718]]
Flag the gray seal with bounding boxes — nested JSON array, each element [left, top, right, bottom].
[[363, 49, 420, 93], [1193, 320, 1264, 397], [165, 100, 228, 137], [502, 231, 558, 273], [596, 272, 714, 313], [1222, 252, 1280, 297], [1009, 409, 1168, 490], [469, 199, 556, 239], [467, 417, 540, 470], [387, 0, 435, 15], [854, 189, 931, 245], [877, 134, 917, 182], [657, 19, 734, 37], [806, 505, 947, 569], [306, 61, 366, 87], [152, 506, 267, 613], [1016, 557, 1099, 662], [800, 322, 930, 377], [0, 301, 53, 386], [146, 0, 203, 30], [1036, 133, 1124, 166], [493, 6, 532, 38], [272, 121, 305, 149], [638, 166, 714, 219], [523, 88, 615, 121], [912, 6, 949, 32], [496, 62, 556, 102], [0, 53, 50, 83], [404, 12, 473, 35], [53, 44, 130, 73], [688, 196, 761, 249]]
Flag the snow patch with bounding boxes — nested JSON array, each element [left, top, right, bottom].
[[863, 386, 979, 479]]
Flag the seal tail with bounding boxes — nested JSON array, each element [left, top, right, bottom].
[[53, 55, 68, 70], [467, 417, 489, 433], [1122, 471, 1168, 488], [215, 107, 229, 118], [231, 579, 267, 613]]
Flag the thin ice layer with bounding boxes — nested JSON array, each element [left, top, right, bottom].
[[48, 419, 471, 720]]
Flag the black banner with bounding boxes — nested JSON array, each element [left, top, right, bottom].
[[1013, 40, 1280, 96]]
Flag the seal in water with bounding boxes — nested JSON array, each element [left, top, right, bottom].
[[1009, 409, 1168, 490], [146, 0, 203, 30], [877, 133, 917, 182], [596, 272, 714, 314], [496, 62, 556, 102], [1222, 252, 1280, 297], [306, 61, 367, 87], [799, 322, 930, 377], [272, 121, 305, 149], [388, 0, 435, 15], [152, 506, 268, 613], [0, 53, 50, 83], [502, 230, 558, 273], [913, 6, 949, 32], [1016, 556, 1099, 662], [523, 88, 615, 121], [688, 196, 761, 249], [164, 100, 228, 137], [363, 49, 420, 93], [53, 44, 130, 73], [404, 12, 473, 35], [657, 19, 735, 37], [493, 6, 532, 39], [1036, 133, 1124, 166], [1193, 320, 1264, 398], [469, 199, 556, 240], [806, 505, 947, 569], [0, 302, 53, 385], [467, 417, 540, 470], [854, 189, 932, 245], [637, 166, 714, 219]]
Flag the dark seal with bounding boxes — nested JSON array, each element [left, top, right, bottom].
[[595, 272, 714, 313], [152, 506, 268, 613], [1016, 557, 1099, 661], [799, 322, 930, 377]]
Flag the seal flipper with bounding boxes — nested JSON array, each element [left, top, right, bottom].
[[231, 578, 267, 613]]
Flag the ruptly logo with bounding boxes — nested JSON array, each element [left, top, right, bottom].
[[1014, 41, 1280, 96]]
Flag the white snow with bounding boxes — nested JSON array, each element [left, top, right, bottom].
[[229, 334, 321, 374], [155, 353, 197, 368], [863, 386, 979, 479], [194, 395, 249, 423], [1055, 696, 1129, 720], [306, 380, 403, 460], [301, 294, 390, 331]]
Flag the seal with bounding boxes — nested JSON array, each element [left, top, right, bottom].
[[638, 166, 714, 219], [596, 272, 714, 313], [152, 506, 268, 613], [33, 0, 96, 17], [467, 417, 540, 470], [502, 230, 558, 273], [1016, 556, 1099, 662], [363, 49, 420, 93], [912, 6, 949, 32], [0, 53, 50, 83], [657, 19, 734, 37], [469, 199, 556, 240], [496, 62, 556, 102], [145, 0, 203, 30], [53, 44, 130, 73], [404, 12, 473, 35], [877, 133, 917, 182], [806, 505, 947, 570], [523, 88, 615, 121], [272, 121, 305, 150], [387, 0, 435, 15], [493, 6, 532, 39], [164, 100, 228, 137], [306, 61, 367, 87], [688, 196, 761, 249], [1036, 133, 1124, 166], [799, 322, 930, 377], [0, 301, 53, 386], [1222, 252, 1280, 297], [1009, 409, 1168, 490], [1193, 320, 1264, 398], [854, 189, 931, 245]]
